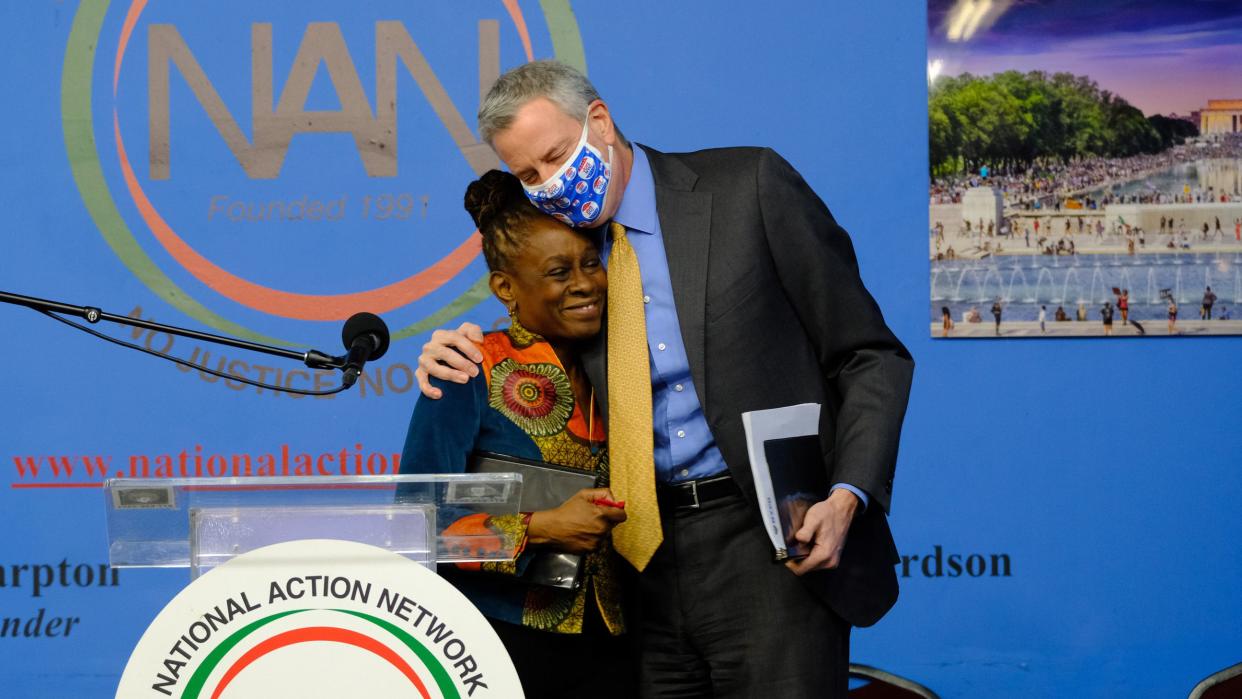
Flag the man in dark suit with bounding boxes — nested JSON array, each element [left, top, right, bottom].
[[416, 61, 913, 698]]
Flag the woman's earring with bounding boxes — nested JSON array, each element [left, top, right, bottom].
[[507, 304, 539, 347]]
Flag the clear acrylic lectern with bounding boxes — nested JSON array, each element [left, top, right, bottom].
[[102, 475, 524, 578]]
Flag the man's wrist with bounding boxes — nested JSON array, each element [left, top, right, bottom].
[[829, 483, 868, 515]]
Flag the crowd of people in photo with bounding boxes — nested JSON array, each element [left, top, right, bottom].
[[931, 134, 1240, 334], [938, 286, 1230, 337], [929, 134, 1242, 209], [931, 214, 1242, 261]]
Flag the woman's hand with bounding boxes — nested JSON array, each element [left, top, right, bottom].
[[527, 488, 628, 554]]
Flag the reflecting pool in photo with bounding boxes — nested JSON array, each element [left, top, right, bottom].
[[931, 252, 1242, 321]]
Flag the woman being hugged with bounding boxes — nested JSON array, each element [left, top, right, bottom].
[[399, 170, 629, 698]]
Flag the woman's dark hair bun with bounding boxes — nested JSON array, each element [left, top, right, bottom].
[[463, 169, 527, 229]]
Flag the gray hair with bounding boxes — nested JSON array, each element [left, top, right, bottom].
[[478, 60, 623, 144]]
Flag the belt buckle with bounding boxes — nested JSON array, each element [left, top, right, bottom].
[[684, 479, 701, 510]]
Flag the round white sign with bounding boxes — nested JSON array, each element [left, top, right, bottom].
[[116, 539, 522, 698]]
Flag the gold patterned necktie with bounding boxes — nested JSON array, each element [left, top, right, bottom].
[[606, 221, 663, 571]]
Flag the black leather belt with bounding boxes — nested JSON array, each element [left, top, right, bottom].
[[657, 474, 739, 511]]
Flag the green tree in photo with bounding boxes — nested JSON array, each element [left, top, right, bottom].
[[927, 70, 1196, 176]]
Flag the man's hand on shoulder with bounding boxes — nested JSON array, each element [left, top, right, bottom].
[[415, 322, 485, 398], [785, 488, 861, 576]]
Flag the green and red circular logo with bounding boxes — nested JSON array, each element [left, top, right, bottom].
[[115, 540, 523, 698], [62, 0, 585, 345]]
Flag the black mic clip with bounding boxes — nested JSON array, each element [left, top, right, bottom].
[[303, 349, 343, 371]]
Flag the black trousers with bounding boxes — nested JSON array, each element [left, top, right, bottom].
[[636, 491, 850, 698], [488, 596, 637, 699]]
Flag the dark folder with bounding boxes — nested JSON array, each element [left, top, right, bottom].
[[468, 451, 598, 589], [763, 436, 830, 561]]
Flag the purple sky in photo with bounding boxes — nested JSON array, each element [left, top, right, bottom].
[[927, 0, 1242, 115]]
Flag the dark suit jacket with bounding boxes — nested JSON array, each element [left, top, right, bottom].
[[582, 144, 914, 627]]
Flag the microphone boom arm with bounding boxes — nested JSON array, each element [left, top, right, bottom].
[[0, 289, 346, 371]]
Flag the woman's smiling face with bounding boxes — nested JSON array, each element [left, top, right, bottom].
[[492, 217, 606, 344]]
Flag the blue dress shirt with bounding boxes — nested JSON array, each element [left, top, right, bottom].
[[603, 147, 869, 509]]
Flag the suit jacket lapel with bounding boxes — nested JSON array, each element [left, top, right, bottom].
[[641, 145, 712, 408], [581, 331, 608, 425]]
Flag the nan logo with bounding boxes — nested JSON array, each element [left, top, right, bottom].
[[63, 0, 585, 346]]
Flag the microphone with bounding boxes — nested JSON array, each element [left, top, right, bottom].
[[1, 290, 395, 395], [339, 312, 390, 388]]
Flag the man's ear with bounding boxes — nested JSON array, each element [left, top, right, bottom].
[[587, 99, 617, 147], [490, 271, 516, 308]]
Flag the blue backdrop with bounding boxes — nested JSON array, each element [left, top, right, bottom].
[[1, 2, 1239, 697]]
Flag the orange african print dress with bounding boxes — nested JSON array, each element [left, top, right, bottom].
[[399, 328, 623, 635]]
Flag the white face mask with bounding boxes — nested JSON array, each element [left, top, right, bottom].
[[521, 118, 613, 228]]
